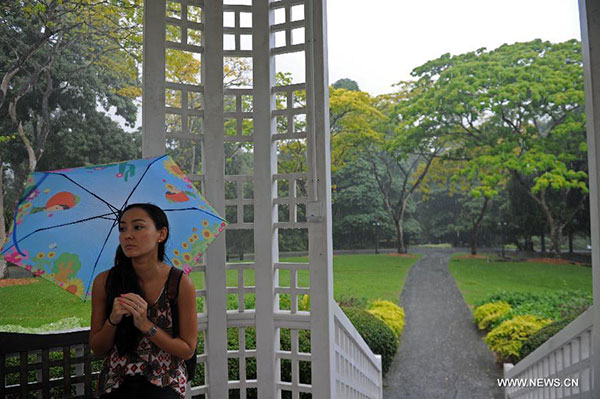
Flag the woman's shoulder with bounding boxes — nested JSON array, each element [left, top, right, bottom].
[[93, 268, 114, 288]]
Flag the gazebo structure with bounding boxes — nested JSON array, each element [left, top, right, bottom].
[[3, 0, 600, 398], [140, 0, 382, 398]]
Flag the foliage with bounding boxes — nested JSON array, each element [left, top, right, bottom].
[[484, 315, 551, 363], [332, 78, 360, 91], [520, 310, 584, 359], [332, 156, 395, 249], [473, 301, 511, 330], [341, 306, 397, 374], [404, 39, 587, 255], [367, 300, 405, 339], [0, 316, 84, 333]]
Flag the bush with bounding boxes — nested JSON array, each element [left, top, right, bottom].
[[477, 290, 592, 331], [520, 310, 583, 358], [342, 306, 397, 374], [367, 300, 405, 339], [473, 301, 511, 330], [484, 315, 551, 363]]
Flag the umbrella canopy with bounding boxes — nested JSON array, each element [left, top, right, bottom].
[[1, 155, 227, 300]]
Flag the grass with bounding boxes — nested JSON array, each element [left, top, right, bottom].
[[449, 253, 593, 307], [0, 254, 419, 330]]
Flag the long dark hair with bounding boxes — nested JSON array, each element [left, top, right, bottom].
[[105, 203, 169, 355]]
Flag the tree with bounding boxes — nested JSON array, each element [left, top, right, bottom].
[[332, 78, 360, 91], [0, 0, 143, 277], [358, 86, 447, 254], [403, 40, 587, 256]]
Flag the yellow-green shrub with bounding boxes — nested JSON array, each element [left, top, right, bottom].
[[484, 315, 552, 362], [367, 300, 405, 339], [474, 301, 511, 330]]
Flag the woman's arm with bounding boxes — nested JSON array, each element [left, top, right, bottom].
[[120, 274, 198, 359], [89, 271, 118, 357]]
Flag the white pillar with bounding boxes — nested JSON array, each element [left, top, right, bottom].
[[306, 0, 336, 397], [253, 1, 278, 398], [142, 0, 166, 157], [580, 0, 600, 395], [202, 1, 228, 396]]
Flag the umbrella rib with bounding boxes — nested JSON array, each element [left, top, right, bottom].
[[2, 212, 117, 256], [84, 218, 119, 300], [162, 207, 227, 223], [121, 154, 167, 209], [48, 172, 121, 216]]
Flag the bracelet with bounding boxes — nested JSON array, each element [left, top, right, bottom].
[[107, 316, 119, 326], [144, 324, 158, 338]]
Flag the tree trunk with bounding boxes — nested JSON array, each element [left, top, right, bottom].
[[470, 225, 479, 255], [549, 224, 563, 257], [394, 218, 406, 254], [470, 197, 489, 255], [541, 232, 546, 253], [568, 230, 574, 254]]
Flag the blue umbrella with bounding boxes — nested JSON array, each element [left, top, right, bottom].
[[1, 155, 227, 300]]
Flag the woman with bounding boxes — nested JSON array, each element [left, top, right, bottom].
[[90, 203, 197, 398]]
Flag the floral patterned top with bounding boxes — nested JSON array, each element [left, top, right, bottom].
[[97, 282, 187, 398]]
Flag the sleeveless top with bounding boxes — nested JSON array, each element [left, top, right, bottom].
[[97, 273, 187, 398]]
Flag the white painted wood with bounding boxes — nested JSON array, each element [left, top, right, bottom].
[[202, 1, 229, 397], [580, 1, 600, 397], [504, 308, 593, 398], [253, 1, 278, 398], [141, 1, 382, 397], [142, 0, 166, 158], [304, 0, 336, 397]]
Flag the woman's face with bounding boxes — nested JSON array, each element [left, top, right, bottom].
[[118, 207, 167, 259]]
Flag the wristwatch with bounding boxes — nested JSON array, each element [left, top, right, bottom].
[[144, 324, 158, 338]]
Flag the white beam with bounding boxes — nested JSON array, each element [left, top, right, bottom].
[[142, 0, 166, 157], [579, 0, 600, 395], [202, 1, 228, 396]]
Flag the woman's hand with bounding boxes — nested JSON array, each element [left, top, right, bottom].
[[118, 293, 152, 333], [109, 296, 132, 325]]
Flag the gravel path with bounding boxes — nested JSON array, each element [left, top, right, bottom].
[[383, 249, 504, 399]]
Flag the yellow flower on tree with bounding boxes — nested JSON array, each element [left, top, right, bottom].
[[48, 252, 56, 259], [183, 253, 192, 262], [202, 229, 212, 239], [182, 242, 189, 249], [37, 252, 45, 259]]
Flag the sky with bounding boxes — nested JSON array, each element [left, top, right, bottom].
[[325, 0, 582, 95]]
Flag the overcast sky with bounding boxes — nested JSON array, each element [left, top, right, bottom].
[[326, 0, 582, 95]]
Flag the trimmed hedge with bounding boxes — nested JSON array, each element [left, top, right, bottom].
[[342, 306, 397, 374], [484, 315, 551, 363], [473, 301, 511, 330], [367, 300, 405, 340], [520, 311, 581, 358]]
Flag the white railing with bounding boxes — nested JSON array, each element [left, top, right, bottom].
[[503, 307, 593, 399], [333, 303, 383, 399]]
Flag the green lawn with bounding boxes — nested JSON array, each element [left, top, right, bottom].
[[449, 254, 593, 307], [0, 253, 419, 329]]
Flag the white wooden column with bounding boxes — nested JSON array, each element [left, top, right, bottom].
[[306, 0, 336, 397], [253, 1, 278, 398], [202, 1, 228, 396], [142, 0, 166, 157], [580, 0, 600, 395]]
